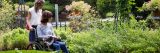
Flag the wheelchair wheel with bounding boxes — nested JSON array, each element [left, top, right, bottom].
[[26, 42, 44, 50]]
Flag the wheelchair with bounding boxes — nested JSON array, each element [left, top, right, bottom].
[[26, 28, 56, 51]]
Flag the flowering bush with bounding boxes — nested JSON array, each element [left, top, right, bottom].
[[0, 0, 16, 30], [66, 1, 91, 14], [142, 0, 160, 11], [66, 1, 98, 32]]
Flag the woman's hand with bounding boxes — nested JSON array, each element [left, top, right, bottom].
[[53, 36, 61, 41], [52, 36, 57, 38], [47, 35, 61, 41], [26, 12, 32, 30]]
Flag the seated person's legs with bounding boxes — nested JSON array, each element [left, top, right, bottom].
[[52, 43, 61, 52], [55, 41, 69, 53]]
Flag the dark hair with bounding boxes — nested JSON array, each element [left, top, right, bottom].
[[41, 11, 53, 23]]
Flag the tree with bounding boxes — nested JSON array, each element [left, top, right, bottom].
[[132, 0, 151, 20], [96, 0, 117, 18], [49, 0, 72, 6], [84, 0, 97, 7], [116, 0, 135, 22]]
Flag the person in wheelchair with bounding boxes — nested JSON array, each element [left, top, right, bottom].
[[37, 11, 69, 53]]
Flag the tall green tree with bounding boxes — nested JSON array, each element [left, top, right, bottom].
[[96, 0, 116, 18], [116, 0, 135, 22]]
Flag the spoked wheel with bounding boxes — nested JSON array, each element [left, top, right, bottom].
[[26, 42, 44, 50]]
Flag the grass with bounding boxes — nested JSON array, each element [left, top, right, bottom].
[[0, 50, 55, 53]]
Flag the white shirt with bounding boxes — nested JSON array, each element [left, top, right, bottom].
[[37, 23, 56, 45], [29, 7, 42, 25], [37, 23, 55, 38]]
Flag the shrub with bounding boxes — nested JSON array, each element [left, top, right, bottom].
[[0, 0, 16, 30], [142, 0, 160, 11], [0, 0, 29, 30], [55, 18, 160, 53], [0, 17, 160, 53], [0, 28, 29, 50], [67, 1, 91, 14], [66, 1, 99, 32]]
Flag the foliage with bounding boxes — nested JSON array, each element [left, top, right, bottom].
[[11, 0, 34, 4], [116, 0, 135, 22], [26, 2, 34, 7], [142, 0, 160, 11], [96, 0, 135, 19], [42, 1, 54, 12], [0, 0, 27, 30], [68, 12, 97, 32], [67, 1, 91, 14], [26, 1, 55, 12], [1, 13, 160, 53], [54, 17, 160, 53], [49, 0, 71, 6], [14, 4, 29, 11], [64, 0, 97, 10], [0, 50, 51, 53], [1, 0, 160, 53], [83, 0, 97, 7], [25, 0, 34, 2], [14, 4, 29, 17], [0, 28, 29, 50], [67, 1, 97, 32], [96, 0, 116, 18], [0, 1, 2, 7], [146, 14, 160, 29], [0, 0, 16, 30]]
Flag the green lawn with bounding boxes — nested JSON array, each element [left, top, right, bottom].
[[0, 50, 55, 53]]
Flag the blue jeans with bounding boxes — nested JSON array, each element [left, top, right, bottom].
[[52, 41, 69, 53]]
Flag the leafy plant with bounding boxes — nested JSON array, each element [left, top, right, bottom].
[[116, 0, 135, 22], [66, 1, 100, 32], [142, 0, 160, 11], [54, 17, 160, 53], [67, 1, 91, 14], [96, 0, 116, 18], [0, 50, 51, 53], [26, 2, 34, 7], [42, 1, 54, 12], [0, 0, 16, 30], [0, 28, 29, 50]]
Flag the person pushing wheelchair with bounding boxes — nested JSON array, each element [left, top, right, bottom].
[[36, 10, 69, 53]]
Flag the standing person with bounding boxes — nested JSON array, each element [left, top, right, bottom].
[[26, 0, 45, 43], [37, 11, 69, 53]]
